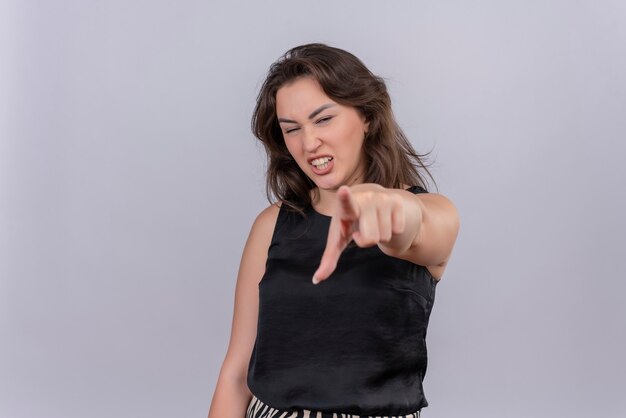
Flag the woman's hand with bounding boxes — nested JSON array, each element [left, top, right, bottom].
[[312, 183, 421, 284]]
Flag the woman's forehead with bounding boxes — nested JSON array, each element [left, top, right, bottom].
[[276, 78, 340, 117], [277, 77, 326, 102]]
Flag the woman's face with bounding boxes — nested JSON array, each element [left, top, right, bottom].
[[276, 76, 370, 192]]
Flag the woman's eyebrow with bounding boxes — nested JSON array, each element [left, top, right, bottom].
[[278, 103, 336, 124]]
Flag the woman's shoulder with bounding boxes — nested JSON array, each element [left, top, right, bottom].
[[241, 202, 283, 265], [250, 201, 283, 236]]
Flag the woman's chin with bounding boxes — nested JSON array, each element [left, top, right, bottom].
[[314, 185, 343, 194]]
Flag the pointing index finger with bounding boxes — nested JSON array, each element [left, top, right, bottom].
[[312, 186, 357, 284], [312, 216, 346, 284]]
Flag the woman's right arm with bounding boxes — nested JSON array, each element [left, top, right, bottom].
[[207, 203, 281, 418]]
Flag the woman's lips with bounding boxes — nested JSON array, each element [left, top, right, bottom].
[[310, 157, 334, 175]]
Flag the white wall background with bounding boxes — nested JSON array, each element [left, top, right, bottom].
[[1, 1, 625, 417]]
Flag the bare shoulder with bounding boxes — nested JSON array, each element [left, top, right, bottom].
[[241, 201, 282, 285], [246, 202, 282, 259], [252, 201, 282, 237]]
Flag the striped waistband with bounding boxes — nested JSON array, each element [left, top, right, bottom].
[[246, 394, 421, 418]]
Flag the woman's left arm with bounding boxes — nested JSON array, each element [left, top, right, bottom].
[[378, 189, 461, 271]]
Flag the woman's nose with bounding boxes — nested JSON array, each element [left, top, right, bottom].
[[303, 126, 322, 152]]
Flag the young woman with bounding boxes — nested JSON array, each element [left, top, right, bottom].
[[207, 43, 460, 418]]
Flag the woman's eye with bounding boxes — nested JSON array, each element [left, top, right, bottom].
[[284, 117, 331, 134]]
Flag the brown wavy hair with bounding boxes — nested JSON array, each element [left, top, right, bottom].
[[251, 43, 436, 216]]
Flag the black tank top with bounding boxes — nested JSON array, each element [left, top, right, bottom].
[[247, 185, 437, 416]]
